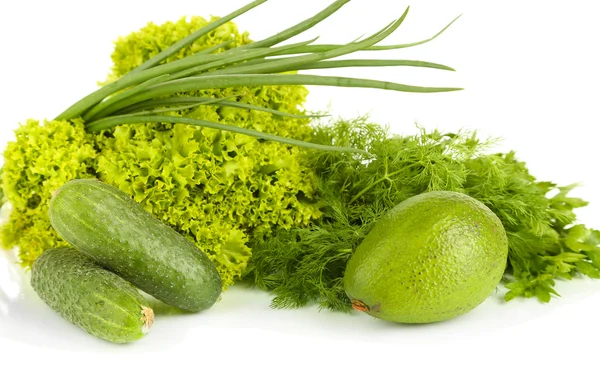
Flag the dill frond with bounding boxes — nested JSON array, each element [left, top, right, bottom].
[[244, 117, 600, 310]]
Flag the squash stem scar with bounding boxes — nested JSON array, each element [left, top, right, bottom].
[[351, 299, 370, 312]]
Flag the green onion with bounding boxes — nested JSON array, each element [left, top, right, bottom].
[[82, 74, 172, 121], [115, 97, 328, 120], [87, 73, 461, 121], [55, 0, 461, 153], [86, 115, 367, 155]]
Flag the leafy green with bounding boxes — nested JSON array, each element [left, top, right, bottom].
[[1, 119, 97, 266], [244, 118, 600, 310], [105, 15, 251, 83], [0, 16, 320, 289], [0, 166, 4, 205]]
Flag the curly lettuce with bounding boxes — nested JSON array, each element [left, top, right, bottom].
[[1, 119, 97, 265], [1, 16, 320, 288], [106, 16, 251, 83]]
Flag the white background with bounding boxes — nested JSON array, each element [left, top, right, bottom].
[[1, 0, 600, 365]]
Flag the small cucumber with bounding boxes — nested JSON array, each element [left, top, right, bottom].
[[49, 179, 222, 312], [31, 248, 154, 344]]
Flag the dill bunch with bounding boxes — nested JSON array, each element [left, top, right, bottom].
[[244, 117, 600, 311]]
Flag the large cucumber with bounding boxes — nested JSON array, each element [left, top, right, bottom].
[[49, 179, 222, 312], [31, 248, 154, 344]]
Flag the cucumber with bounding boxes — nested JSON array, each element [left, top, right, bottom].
[[31, 248, 154, 344], [49, 179, 222, 312]]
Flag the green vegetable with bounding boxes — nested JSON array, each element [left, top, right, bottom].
[[31, 247, 154, 344], [245, 119, 600, 310], [1, 119, 97, 266], [344, 191, 508, 323], [55, 0, 460, 153], [0, 166, 5, 205], [49, 179, 222, 312]]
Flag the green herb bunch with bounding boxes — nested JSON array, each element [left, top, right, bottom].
[[245, 118, 600, 310]]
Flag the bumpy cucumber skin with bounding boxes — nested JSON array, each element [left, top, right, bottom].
[[31, 248, 153, 344], [49, 179, 222, 312]]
